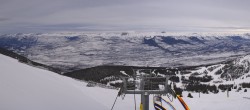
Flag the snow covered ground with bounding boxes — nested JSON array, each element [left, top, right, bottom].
[[1, 54, 250, 110]]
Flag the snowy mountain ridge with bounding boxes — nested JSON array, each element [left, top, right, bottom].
[[63, 54, 250, 91], [234, 55, 250, 67], [178, 54, 250, 86]]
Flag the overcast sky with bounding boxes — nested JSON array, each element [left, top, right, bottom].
[[0, 0, 250, 33]]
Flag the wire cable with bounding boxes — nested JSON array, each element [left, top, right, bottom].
[[111, 94, 119, 110], [167, 93, 174, 102], [134, 89, 136, 110], [132, 68, 137, 110], [133, 78, 137, 110]]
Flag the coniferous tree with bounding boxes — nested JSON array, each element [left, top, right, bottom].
[[244, 89, 247, 92], [187, 93, 193, 98]]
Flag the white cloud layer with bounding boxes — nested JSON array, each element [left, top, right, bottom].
[[0, 0, 250, 33]]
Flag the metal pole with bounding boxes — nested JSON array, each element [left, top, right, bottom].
[[140, 77, 145, 110], [227, 88, 229, 97], [142, 92, 149, 110], [141, 93, 144, 107], [199, 91, 200, 98], [121, 75, 174, 110]]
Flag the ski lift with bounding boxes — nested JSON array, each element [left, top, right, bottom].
[[116, 68, 190, 110]]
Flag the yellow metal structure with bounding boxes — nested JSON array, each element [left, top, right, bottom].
[[140, 103, 143, 110], [177, 95, 190, 110]]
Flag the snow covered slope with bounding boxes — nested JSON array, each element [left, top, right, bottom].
[[1, 53, 250, 110], [0, 54, 118, 110]]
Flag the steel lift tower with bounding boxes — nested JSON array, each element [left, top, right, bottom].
[[119, 69, 175, 110]]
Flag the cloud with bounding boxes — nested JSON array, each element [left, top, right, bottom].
[[0, 0, 250, 33], [0, 18, 10, 22]]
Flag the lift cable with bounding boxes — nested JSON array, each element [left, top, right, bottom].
[[110, 93, 119, 110]]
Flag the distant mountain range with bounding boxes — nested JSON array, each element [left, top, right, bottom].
[[1, 32, 250, 72], [1, 32, 250, 93]]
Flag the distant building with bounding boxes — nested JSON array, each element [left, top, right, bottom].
[[121, 32, 129, 36], [86, 81, 96, 87]]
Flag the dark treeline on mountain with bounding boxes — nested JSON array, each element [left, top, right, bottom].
[[186, 84, 218, 93], [218, 84, 234, 91], [241, 83, 250, 88], [189, 75, 213, 83], [0, 47, 61, 73], [184, 83, 246, 94], [63, 61, 223, 85], [64, 66, 177, 83]]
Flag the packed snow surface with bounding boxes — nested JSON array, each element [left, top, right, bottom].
[[0, 54, 250, 110]]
